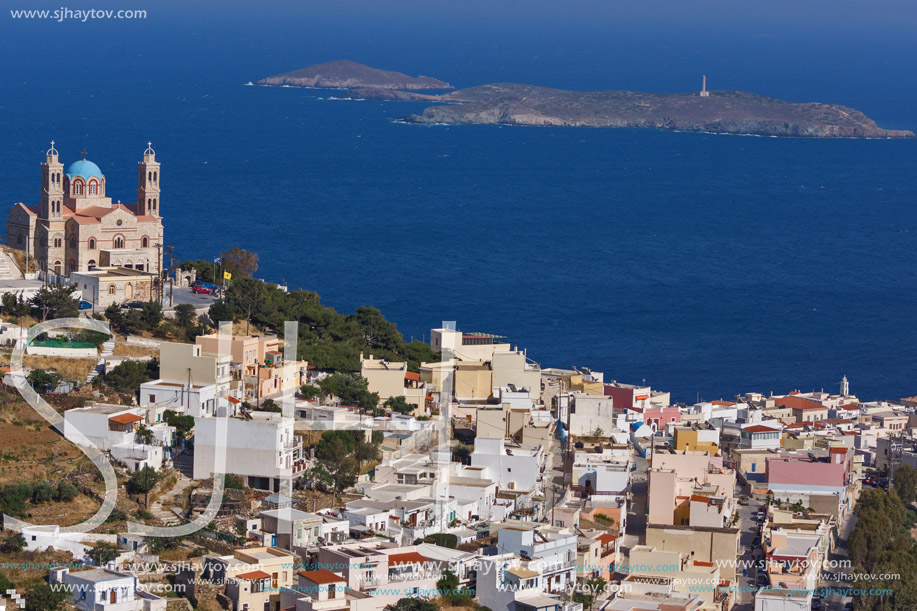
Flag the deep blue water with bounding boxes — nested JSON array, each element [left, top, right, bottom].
[[2, 9, 917, 403]]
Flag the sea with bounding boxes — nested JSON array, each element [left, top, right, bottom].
[[1, 9, 916, 403]]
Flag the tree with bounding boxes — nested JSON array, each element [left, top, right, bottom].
[[0, 533, 25, 554], [894, 465, 917, 504], [208, 299, 237, 325], [452, 444, 472, 464], [136, 425, 155, 445], [27, 368, 62, 392], [164, 410, 195, 435], [225, 474, 245, 490], [32, 481, 56, 503], [317, 373, 379, 412], [254, 398, 282, 413], [127, 466, 160, 508], [384, 395, 414, 415], [573, 576, 607, 611], [140, 301, 163, 331], [0, 572, 14, 597], [56, 481, 79, 502], [104, 358, 159, 394], [1, 292, 31, 317], [31, 283, 79, 320], [220, 247, 259, 278], [309, 436, 358, 502], [300, 384, 322, 401], [24, 583, 67, 611], [87, 541, 120, 566], [384, 599, 438, 611], [436, 569, 471, 605]]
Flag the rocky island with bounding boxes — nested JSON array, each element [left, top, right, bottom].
[[258, 59, 451, 90], [386, 83, 913, 138], [259, 61, 911, 138]]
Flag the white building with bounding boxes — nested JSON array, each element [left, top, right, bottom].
[[50, 567, 166, 611], [111, 443, 164, 471], [63, 404, 145, 451], [471, 437, 545, 493], [566, 393, 615, 437], [139, 379, 218, 418], [193, 412, 304, 491]]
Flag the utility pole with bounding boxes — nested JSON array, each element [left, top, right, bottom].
[[154, 242, 162, 303], [256, 359, 261, 411], [165, 245, 175, 307]]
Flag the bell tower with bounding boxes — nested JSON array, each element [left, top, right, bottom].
[[40, 141, 64, 220], [137, 142, 160, 217]]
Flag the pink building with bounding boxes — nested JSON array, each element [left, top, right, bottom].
[[604, 382, 652, 412], [766, 458, 845, 488], [644, 406, 681, 432]]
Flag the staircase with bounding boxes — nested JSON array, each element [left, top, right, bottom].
[[85, 340, 115, 384], [150, 469, 195, 527], [0, 252, 23, 280]]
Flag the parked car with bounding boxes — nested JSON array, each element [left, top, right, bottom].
[[738, 496, 749, 505], [78, 300, 93, 310], [192, 284, 215, 294], [121, 301, 145, 310]]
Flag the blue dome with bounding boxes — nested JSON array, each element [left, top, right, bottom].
[[65, 159, 103, 180]]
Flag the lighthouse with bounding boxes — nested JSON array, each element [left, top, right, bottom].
[[700, 75, 710, 97]]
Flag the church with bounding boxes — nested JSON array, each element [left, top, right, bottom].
[[5, 142, 164, 278]]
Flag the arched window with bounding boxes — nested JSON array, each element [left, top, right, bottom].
[[153, 198, 157, 211], [89, 181, 98, 195], [114, 236, 124, 249], [53, 237, 61, 248], [148, 171, 152, 182], [88, 259, 96, 270], [108, 285, 116, 295], [141, 237, 149, 248], [69, 236, 76, 249], [88, 238, 96, 250], [153, 171, 157, 182], [53, 261, 61, 275], [73, 181, 83, 195]]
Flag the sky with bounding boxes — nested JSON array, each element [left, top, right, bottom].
[[2, 0, 916, 123]]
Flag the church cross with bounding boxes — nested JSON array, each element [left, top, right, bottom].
[[81, 148, 87, 159]]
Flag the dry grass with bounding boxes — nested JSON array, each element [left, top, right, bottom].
[[112, 343, 159, 358], [0, 244, 39, 273], [23, 355, 98, 381]]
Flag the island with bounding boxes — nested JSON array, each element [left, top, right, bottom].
[[257, 61, 912, 138], [386, 83, 913, 138], [257, 59, 451, 90]]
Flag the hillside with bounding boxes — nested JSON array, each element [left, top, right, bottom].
[[258, 60, 451, 90], [351, 82, 913, 138]]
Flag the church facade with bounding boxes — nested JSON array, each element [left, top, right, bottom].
[[5, 142, 164, 278]]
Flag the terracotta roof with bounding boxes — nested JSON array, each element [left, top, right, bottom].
[[108, 413, 143, 425], [388, 552, 432, 566], [298, 569, 344, 584], [712, 400, 735, 406], [404, 372, 420, 382], [15, 203, 36, 216], [775, 395, 825, 411], [829, 447, 848, 453], [228, 397, 241, 404], [236, 570, 271, 581], [744, 425, 779, 433], [690, 495, 711, 504], [598, 533, 617, 545], [694, 560, 714, 567]]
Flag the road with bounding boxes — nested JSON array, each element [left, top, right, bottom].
[[161, 285, 219, 312]]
